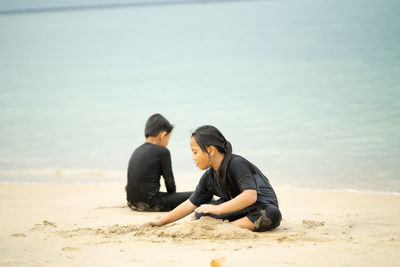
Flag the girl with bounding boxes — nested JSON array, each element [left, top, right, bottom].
[[148, 125, 281, 232]]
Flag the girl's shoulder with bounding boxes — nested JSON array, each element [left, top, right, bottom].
[[229, 154, 251, 166], [228, 154, 258, 175]]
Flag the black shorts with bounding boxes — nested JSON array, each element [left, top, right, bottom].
[[194, 200, 282, 232]]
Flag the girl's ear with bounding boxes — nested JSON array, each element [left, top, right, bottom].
[[208, 146, 215, 156]]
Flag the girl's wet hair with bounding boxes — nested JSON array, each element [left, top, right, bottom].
[[191, 125, 232, 197]]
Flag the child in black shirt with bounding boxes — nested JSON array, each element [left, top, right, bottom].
[[147, 125, 282, 232], [126, 114, 192, 211]]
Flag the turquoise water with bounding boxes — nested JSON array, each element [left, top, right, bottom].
[[0, 0, 399, 192]]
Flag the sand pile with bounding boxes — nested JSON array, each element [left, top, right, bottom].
[[56, 217, 258, 241], [138, 217, 258, 240]]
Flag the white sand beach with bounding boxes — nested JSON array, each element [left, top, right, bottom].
[[1, 184, 399, 266]]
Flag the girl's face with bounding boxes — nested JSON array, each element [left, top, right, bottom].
[[190, 137, 211, 170]]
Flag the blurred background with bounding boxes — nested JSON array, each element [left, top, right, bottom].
[[0, 0, 399, 193]]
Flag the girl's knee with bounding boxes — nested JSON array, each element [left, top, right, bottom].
[[267, 205, 282, 226], [253, 205, 282, 232]]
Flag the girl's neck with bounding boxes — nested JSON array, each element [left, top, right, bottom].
[[211, 151, 225, 175]]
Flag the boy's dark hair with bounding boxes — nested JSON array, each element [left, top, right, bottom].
[[145, 114, 174, 137]]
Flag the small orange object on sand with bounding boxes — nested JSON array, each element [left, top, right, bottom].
[[210, 256, 226, 267]]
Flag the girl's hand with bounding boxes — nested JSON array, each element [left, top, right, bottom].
[[195, 204, 223, 215], [145, 219, 163, 227], [188, 213, 195, 221]]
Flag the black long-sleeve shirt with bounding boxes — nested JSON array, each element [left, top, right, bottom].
[[126, 142, 176, 204], [189, 154, 279, 207]]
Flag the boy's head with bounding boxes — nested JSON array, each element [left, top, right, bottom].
[[145, 113, 174, 138]]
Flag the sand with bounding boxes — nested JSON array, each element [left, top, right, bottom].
[[1, 184, 399, 266]]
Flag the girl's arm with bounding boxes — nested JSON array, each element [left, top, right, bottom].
[[148, 199, 197, 226], [195, 189, 257, 215]]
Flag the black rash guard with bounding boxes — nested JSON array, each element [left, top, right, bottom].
[[190, 154, 281, 231], [126, 142, 176, 205], [189, 154, 279, 207]]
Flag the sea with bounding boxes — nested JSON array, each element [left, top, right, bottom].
[[0, 0, 399, 194]]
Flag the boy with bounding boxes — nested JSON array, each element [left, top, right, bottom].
[[126, 114, 192, 211]]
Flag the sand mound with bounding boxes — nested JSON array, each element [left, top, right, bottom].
[[56, 217, 258, 241], [138, 217, 258, 240]]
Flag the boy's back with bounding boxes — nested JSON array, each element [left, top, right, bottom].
[[126, 113, 192, 211], [126, 142, 176, 206]]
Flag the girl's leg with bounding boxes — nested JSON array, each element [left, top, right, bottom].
[[194, 200, 252, 221], [195, 205, 256, 230], [195, 203, 282, 232], [247, 205, 282, 232], [231, 216, 255, 231]]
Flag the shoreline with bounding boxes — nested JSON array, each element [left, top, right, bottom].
[[1, 183, 399, 266], [1, 168, 399, 195], [1, 181, 399, 196]]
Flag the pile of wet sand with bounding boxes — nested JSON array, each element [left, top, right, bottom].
[[56, 217, 258, 241]]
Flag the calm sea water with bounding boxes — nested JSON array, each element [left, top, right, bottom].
[[0, 0, 399, 193]]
